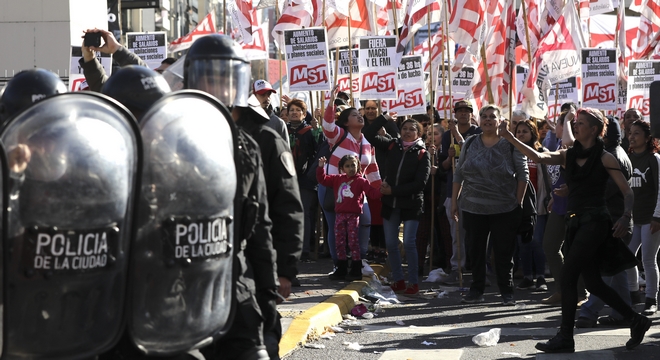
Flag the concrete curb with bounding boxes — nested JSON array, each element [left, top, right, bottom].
[[278, 263, 387, 358]]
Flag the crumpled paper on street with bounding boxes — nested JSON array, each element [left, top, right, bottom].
[[472, 328, 501, 347], [424, 268, 448, 282], [343, 342, 364, 351]]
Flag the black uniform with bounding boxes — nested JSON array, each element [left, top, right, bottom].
[[237, 108, 304, 359], [201, 128, 278, 360]]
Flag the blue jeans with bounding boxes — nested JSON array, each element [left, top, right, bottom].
[[318, 184, 371, 263], [579, 270, 630, 321], [383, 208, 419, 285], [519, 214, 548, 278]]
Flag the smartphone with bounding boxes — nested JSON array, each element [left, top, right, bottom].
[[84, 32, 102, 48]]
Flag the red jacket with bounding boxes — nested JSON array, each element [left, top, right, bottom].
[[316, 167, 382, 214]]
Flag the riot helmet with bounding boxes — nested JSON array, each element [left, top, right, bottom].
[[101, 65, 171, 120], [184, 34, 250, 108], [0, 68, 67, 125]]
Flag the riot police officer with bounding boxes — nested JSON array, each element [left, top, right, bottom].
[[0, 68, 67, 126], [101, 65, 171, 120], [184, 34, 278, 360], [185, 34, 304, 360]]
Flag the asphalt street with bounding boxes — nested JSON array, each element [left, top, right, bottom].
[[283, 258, 660, 360]]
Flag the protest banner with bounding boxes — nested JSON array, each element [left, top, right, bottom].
[[126, 32, 167, 69], [518, 65, 579, 119], [581, 48, 617, 110], [547, 76, 580, 119], [436, 65, 474, 115], [382, 55, 425, 116], [359, 36, 398, 99], [330, 49, 360, 96], [627, 60, 660, 121], [69, 46, 112, 91], [618, 82, 627, 119], [284, 27, 331, 92]]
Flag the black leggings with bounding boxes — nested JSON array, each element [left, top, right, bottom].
[[560, 220, 636, 336]]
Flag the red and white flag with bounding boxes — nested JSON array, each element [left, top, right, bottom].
[[469, 0, 516, 111], [516, 0, 544, 65], [414, 31, 455, 73], [633, 15, 660, 60], [241, 10, 268, 60], [227, 0, 255, 44], [521, 0, 585, 118], [638, 0, 660, 28], [272, 1, 313, 49], [448, 0, 486, 49], [384, 0, 406, 31], [325, 0, 382, 49], [630, 0, 646, 13], [396, 0, 442, 54], [168, 11, 216, 53]]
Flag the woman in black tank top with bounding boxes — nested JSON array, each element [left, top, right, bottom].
[[499, 108, 652, 353]]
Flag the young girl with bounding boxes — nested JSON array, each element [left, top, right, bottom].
[[627, 120, 660, 315], [514, 120, 550, 292], [317, 155, 383, 280]]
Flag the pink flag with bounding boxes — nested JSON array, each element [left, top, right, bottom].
[[169, 11, 216, 53]]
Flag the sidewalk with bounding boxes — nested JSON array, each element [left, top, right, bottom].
[[277, 257, 388, 358]]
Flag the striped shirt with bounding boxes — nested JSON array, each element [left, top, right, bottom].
[[323, 106, 381, 188]]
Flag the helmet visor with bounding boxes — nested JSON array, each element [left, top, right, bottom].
[[186, 59, 250, 107]]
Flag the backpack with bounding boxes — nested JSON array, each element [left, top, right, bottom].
[[462, 136, 537, 242]]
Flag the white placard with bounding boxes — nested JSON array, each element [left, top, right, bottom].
[[284, 27, 331, 91], [627, 60, 660, 121], [358, 36, 398, 99], [581, 48, 617, 110], [126, 31, 167, 69]]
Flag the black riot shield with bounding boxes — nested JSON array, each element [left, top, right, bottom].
[[128, 90, 237, 355], [1, 92, 141, 359]]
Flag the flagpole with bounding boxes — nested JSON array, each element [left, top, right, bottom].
[[444, 0, 462, 289], [509, 64, 514, 120], [348, 14, 354, 106], [321, 0, 326, 134], [520, 0, 533, 65], [443, 0, 453, 109], [391, 0, 400, 37], [554, 83, 560, 123], [223, 0, 227, 34], [614, 5, 620, 46], [426, 5, 435, 275], [480, 45, 495, 104]]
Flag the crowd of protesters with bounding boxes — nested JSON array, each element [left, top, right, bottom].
[[3, 28, 657, 356]]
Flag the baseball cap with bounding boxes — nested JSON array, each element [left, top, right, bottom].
[[253, 79, 276, 95], [454, 100, 473, 112]]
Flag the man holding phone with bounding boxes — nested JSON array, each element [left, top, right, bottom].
[[79, 28, 148, 92]]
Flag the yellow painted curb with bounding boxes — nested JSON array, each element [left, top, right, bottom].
[[279, 264, 387, 358]]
